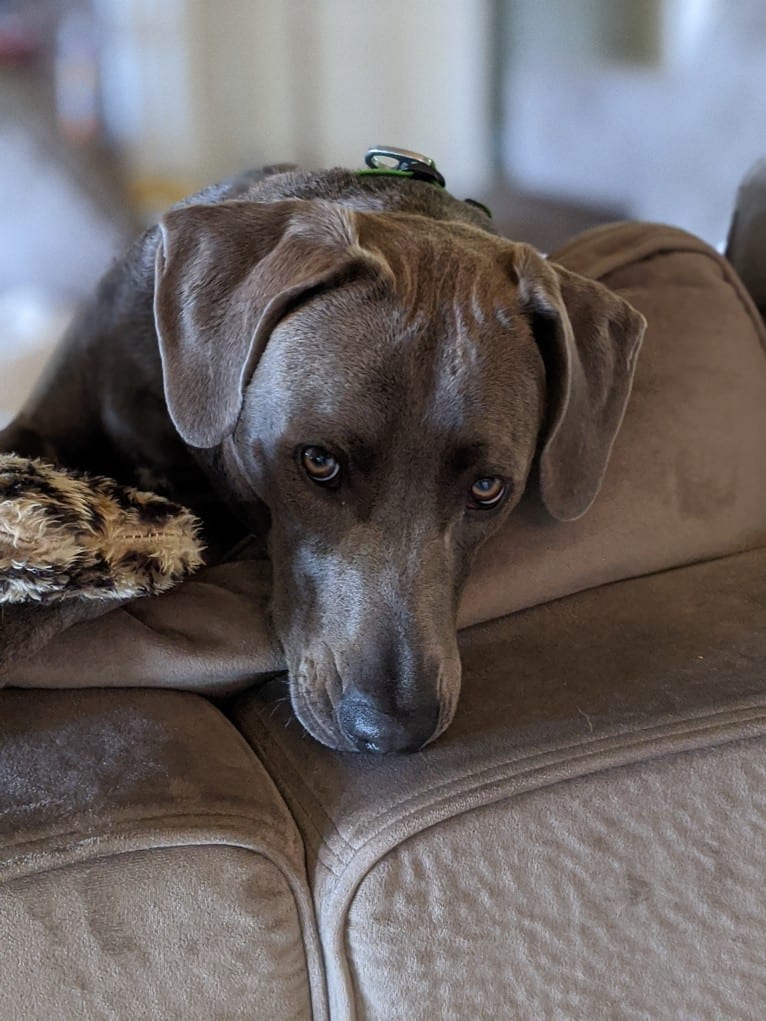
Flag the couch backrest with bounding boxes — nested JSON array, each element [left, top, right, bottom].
[[460, 222, 766, 628]]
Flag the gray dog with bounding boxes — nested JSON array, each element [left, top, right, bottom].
[[0, 157, 646, 753]]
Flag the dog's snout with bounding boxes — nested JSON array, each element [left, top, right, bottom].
[[338, 693, 440, 754]]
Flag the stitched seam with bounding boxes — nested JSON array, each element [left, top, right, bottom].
[[616, 246, 766, 352], [97, 531, 192, 541], [704, 250, 766, 352], [239, 717, 353, 874], [245, 697, 766, 877], [556, 227, 766, 352], [355, 707, 766, 852], [345, 700, 766, 838], [0, 809, 290, 872]]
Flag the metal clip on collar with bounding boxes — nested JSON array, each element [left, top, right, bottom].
[[363, 146, 446, 188]]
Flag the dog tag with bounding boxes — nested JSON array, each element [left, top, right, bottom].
[[364, 146, 446, 187]]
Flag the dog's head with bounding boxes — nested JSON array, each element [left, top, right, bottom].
[[153, 198, 645, 752]]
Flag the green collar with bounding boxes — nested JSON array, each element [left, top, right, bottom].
[[357, 167, 423, 182]]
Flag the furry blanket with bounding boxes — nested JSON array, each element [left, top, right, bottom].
[[0, 455, 203, 604], [0, 454, 209, 677]]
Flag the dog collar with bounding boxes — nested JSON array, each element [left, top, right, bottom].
[[357, 145, 492, 219]]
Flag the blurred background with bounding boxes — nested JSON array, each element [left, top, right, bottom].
[[1, 0, 764, 427]]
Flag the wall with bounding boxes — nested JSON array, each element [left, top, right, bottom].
[[95, 0, 494, 208], [501, 0, 766, 244]]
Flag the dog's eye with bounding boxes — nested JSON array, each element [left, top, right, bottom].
[[301, 446, 340, 484], [469, 476, 506, 508]]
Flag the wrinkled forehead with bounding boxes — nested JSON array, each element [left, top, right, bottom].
[[245, 242, 542, 457]]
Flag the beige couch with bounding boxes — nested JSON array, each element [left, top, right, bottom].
[[2, 223, 766, 1020]]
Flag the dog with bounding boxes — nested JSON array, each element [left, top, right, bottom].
[[0, 157, 646, 753]]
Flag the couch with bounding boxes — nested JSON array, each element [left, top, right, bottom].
[[1, 221, 765, 1020]]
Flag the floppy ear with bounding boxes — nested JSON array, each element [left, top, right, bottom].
[[154, 198, 370, 448], [512, 244, 647, 521]]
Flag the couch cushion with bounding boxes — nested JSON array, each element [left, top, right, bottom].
[[2, 844, 311, 1021], [461, 223, 766, 626], [345, 739, 766, 1020], [232, 546, 766, 1020], [0, 689, 324, 1021]]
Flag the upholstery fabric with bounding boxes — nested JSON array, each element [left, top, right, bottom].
[[2, 556, 283, 695], [0, 689, 325, 1020], [2, 845, 311, 1021], [233, 547, 766, 1020], [345, 739, 766, 1020]]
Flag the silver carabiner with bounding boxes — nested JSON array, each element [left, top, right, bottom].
[[364, 146, 446, 187]]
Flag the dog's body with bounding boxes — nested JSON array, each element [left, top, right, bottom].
[[0, 165, 646, 752]]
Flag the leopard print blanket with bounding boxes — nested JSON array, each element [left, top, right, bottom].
[[0, 455, 203, 605]]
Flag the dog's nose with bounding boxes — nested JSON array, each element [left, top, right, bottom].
[[337, 693, 440, 754]]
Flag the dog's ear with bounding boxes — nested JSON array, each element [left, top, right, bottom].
[[154, 199, 372, 448], [510, 244, 647, 521]]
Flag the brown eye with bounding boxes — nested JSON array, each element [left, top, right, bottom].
[[469, 476, 506, 508], [301, 446, 340, 484]]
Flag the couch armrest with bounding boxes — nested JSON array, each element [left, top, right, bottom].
[[0, 688, 325, 1020], [232, 548, 766, 1020]]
